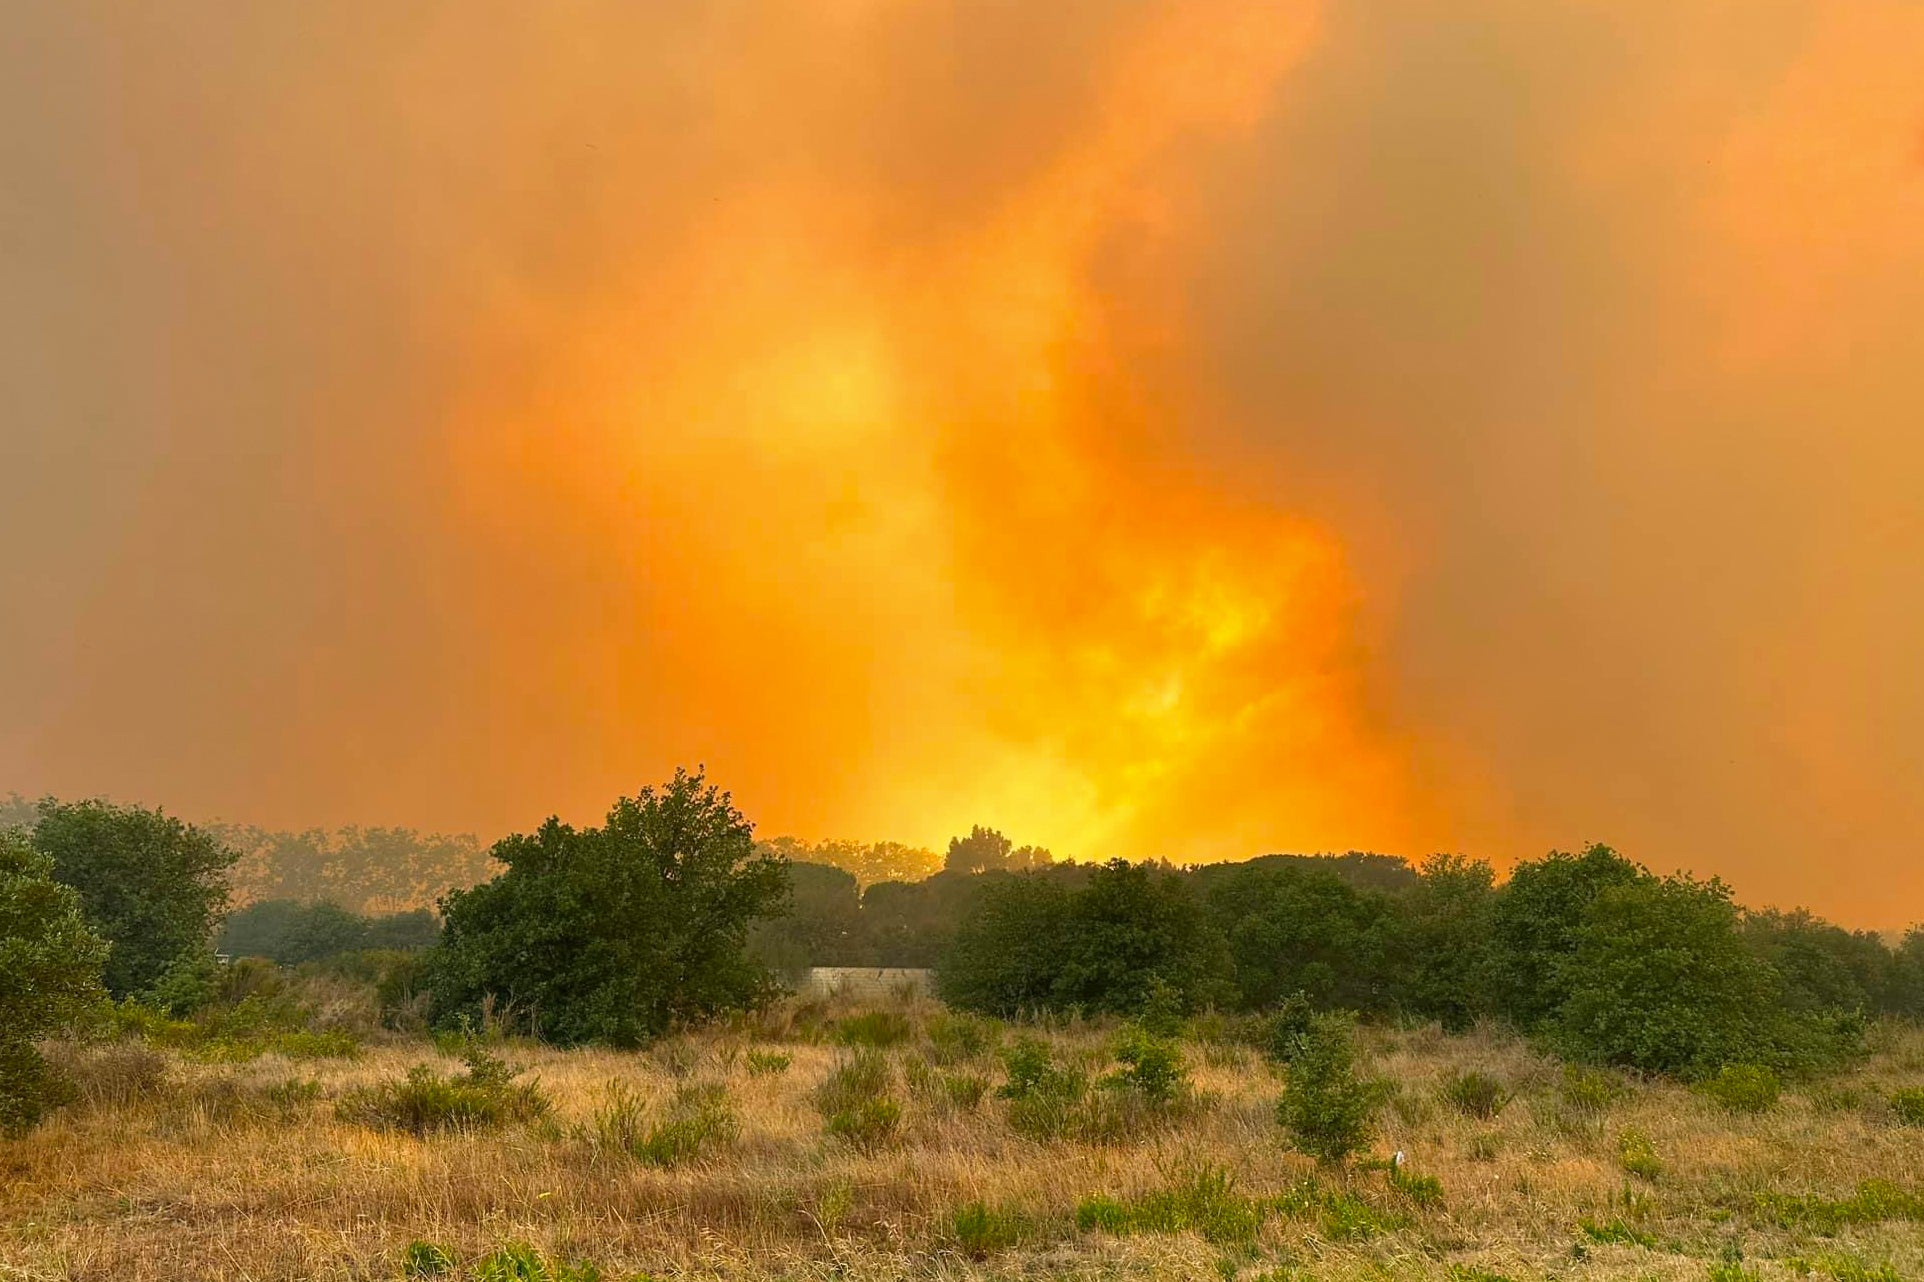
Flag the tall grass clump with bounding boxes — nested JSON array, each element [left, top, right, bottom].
[[814, 1049, 901, 1147], [1076, 1164, 1266, 1246], [338, 1046, 549, 1135], [1439, 1069, 1510, 1119], [1700, 1063, 1780, 1115], [925, 1012, 1002, 1064], [833, 1011, 914, 1048], [590, 1080, 738, 1166]]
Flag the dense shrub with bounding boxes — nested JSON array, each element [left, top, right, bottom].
[[1488, 844, 1647, 1030], [1275, 1013, 1381, 1164], [338, 1047, 550, 1134], [1438, 1070, 1510, 1119], [1205, 862, 1392, 1011], [427, 769, 789, 1046], [939, 860, 1232, 1018], [1700, 1063, 1781, 1114], [0, 832, 108, 1133], [1102, 1027, 1189, 1107], [1551, 874, 1848, 1076], [1388, 856, 1500, 1030], [31, 799, 236, 1001]]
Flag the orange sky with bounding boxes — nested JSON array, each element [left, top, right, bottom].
[[4, 2, 1923, 924]]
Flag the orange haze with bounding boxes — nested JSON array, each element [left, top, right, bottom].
[[4, 2, 1923, 924]]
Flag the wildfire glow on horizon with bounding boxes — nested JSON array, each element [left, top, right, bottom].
[[5, 1, 1924, 923]]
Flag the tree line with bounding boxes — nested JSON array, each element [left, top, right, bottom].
[[4, 772, 1921, 1131]]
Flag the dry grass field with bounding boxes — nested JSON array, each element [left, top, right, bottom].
[[5, 994, 1924, 1282]]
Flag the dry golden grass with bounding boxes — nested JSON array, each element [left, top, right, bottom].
[[5, 999, 1924, 1282]]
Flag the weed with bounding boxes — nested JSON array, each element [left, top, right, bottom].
[[949, 1201, 1029, 1256], [833, 1011, 914, 1048], [1389, 1162, 1445, 1207], [1579, 1218, 1659, 1248], [1618, 1128, 1663, 1180], [471, 1243, 602, 1282], [1888, 1087, 1924, 1126], [1076, 1165, 1265, 1246], [926, 1013, 1001, 1064], [941, 1072, 989, 1111], [1561, 1064, 1629, 1115], [1753, 1181, 1924, 1233], [745, 1050, 792, 1077], [401, 1240, 457, 1278], [337, 1047, 550, 1135], [1701, 1064, 1780, 1115], [593, 1080, 738, 1166], [1439, 1070, 1510, 1119], [824, 1096, 901, 1147]]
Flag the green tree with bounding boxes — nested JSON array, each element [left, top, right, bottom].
[[426, 769, 789, 1046], [1551, 874, 1797, 1076], [0, 831, 108, 1133], [1389, 854, 1499, 1030], [939, 860, 1230, 1017], [1489, 844, 1647, 1029], [32, 798, 237, 1000], [1206, 860, 1393, 1011]]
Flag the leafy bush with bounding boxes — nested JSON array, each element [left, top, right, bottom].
[[996, 1037, 1090, 1140], [1101, 1027, 1189, 1107], [1700, 1063, 1781, 1115], [0, 832, 108, 1133], [401, 1241, 456, 1278], [938, 860, 1232, 1018], [1489, 844, 1647, 1030], [1438, 1070, 1509, 1119], [1888, 1088, 1924, 1126], [30, 799, 236, 1002], [1257, 992, 1316, 1067], [337, 1047, 549, 1134], [471, 1243, 603, 1282], [427, 769, 789, 1046], [1552, 874, 1847, 1077], [1275, 1013, 1382, 1164], [925, 1012, 1001, 1064], [832, 1011, 913, 1048]]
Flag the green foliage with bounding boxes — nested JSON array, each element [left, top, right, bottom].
[[1206, 861, 1393, 1012], [401, 1240, 457, 1278], [1888, 1087, 1924, 1125], [470, 1243, 602, 1282], [337, 1046, 550, 1135], [1559, 1063, 1630, 1114], [1618, 1128, 1663, 1179], [427, 769, 788, 1046], [1101, 1026, 1190, 1106], [32, 798, 236, 1001], [1387, 855, 1500, 1030], [949, 1201, 1031, 1256], [592, 1080, 738, 1166], [1076, 1165, 1265, 1245], [0, 831, 109, 1133], [1751, 1181, 1924, 1233], [814, 1049, 901, 1147], [1700, 1063, 1781, 1114], [832, 1011, 913, 1047], [745, 1050, 791, 1076], [941, 1071, 989, 1111], [1388, 1162, 1445, 1207], [1274, 1013, 1381, 1164], [1579, 1217, 1659, 1248], [1438, 1069, 1510, 1119], [1257, 992, 1316, 1067], [1489, 844, 1647, 1030], [938, 860, 1232, 1018], [1551, 873, 1849, 1076], [219, 899, 439, 966], [945, 825, 1050, 874], [925, 1011, 1001, 1064]]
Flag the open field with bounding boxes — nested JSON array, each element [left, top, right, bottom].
[[6, 997, 1924, 1282]]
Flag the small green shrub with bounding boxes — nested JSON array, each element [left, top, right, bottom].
[[1274, 1013, 1381, 1164], [745, 1050, 792, 1077], [1701, 1063, 1780, 1115], [1753, 1180, 1924, 1232], [337, 1047, 549, 1135], [1075, 1165, 1264, 1245], [814, 1049, 893, 1115], [1316, 1189, 1408, 1240], [825, 1096, 901, 1147], [1559, 1064, 1629, 1114], [950, 1201, 1029, 1257], [470, 1243, 602, 1282], [1708, 1261, 1761, 1282], [1102, 1027, 1190, 1107], [1618, 1127, 1663, 1180], [1388, 1162, 1444, 1207], [926, 1012, 1002, 1064], [1438, 1070, 1509, 1119], [1887, 1087, 1924, 1126], [1258, 993, 1315, 1067], [833, 1011, 914, 1048], [401, 1240, 456, 1278], [593, 1080, 738, 1166], [942, 1072, 989, 1112], [1579, 1217, 1659, 1248]]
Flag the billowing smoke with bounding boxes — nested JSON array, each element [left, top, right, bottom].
[[4, 1, 1922, 922]]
